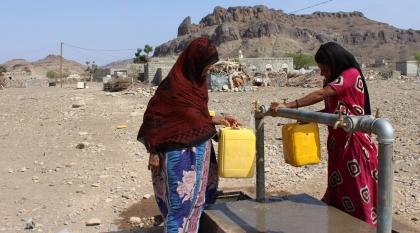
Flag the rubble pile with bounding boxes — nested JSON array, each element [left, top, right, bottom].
[[208, 60, 251, 91], [103, 78, 132, 92], [255, 71, 288, 87], [124, 86, 157, 97], [364, 70, 394, 80], [287, 73, 323, 88]]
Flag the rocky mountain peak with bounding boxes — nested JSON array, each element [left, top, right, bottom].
[[154, 5, 420, 62]]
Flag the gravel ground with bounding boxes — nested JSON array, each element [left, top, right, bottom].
[[0, 78, 419, 232]]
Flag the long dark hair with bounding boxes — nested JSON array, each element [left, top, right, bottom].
[[315, 42, 371, 115]]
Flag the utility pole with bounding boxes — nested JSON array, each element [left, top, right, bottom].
[[60, 42, 63, 88]]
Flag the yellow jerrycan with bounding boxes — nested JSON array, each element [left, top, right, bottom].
[[282, 122, 321, 167], [218, 127, 256, 178]]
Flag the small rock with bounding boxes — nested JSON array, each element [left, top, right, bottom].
[[213, 99, 219, 103], [411, 217, 418, 222], [78, 132, 88, 136], [24, 218, 35, 230], [72, 100, 85, 108], [19, 167, 27, 172], [65, 162, 76, 168], [121, 194, 130, 199], [58, 229, 70, 233], [130, 112, 141, 117], [72, 104, 82, 108], [222, 85, 229, 90], [8, 169, 14, 173], [105, 198, 113, 203], [129, 216, 142, 225], [75, 143, 85, 149], [143, 194, 152, 199], [85, 218, 101, 226], [91, 183, 100, 188]]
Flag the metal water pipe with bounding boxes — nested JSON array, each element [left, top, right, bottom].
[[254, 105, 394, 233]]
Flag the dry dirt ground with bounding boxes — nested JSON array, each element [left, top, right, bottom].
[[0, 78, 419, 233]]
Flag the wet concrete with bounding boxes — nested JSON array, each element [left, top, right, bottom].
[[202, 193, 376, 233], [113, 197, 162, 232]]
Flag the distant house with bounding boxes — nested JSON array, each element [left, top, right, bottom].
[[240, 57, 294, 75], [110, 68, 128, 78], [93, 68, 111, 81], [396, 61, 419, 76], [374, 58, 387, 67]]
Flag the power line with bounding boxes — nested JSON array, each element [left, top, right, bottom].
[[289, 0, 334, 14], [62, 42, 138, 52]]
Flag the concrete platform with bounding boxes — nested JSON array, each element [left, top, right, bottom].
[[202, 193, 375, 233]]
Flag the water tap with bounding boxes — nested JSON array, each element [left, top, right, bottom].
[[333, 110, 346, 130], [375, 108, 381, 118], [252, 100, 261, 113]]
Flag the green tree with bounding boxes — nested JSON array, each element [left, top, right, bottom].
[[144, 44, 154, 57], [0, 65, 6, 76], [414, 51, 420, 76], [134, 45, 154, 64], [85, 61, 98, 81], [46, 70, 59, 79], [133, 48, 147, 64], [288, 52, 316, 69]]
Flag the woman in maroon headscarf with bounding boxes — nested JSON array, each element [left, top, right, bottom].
[[138, 37, 239, 233]]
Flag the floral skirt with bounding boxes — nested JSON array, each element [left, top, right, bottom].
[[152, 140, 219, 233]]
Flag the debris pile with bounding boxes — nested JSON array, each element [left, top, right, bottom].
[[103, 78, 132, 92], [253, 71, 288, 87], [287, 72, 323, 88], [364, 70, 394, 80], [208, 61, 251, 91]]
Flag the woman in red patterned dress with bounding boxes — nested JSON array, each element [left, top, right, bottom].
[[270, 42, 378, 226]]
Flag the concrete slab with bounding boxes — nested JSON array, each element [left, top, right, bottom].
[[202, 193, 375, 233]]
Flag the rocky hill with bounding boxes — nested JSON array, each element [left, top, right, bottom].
[[2, 55, 86, 76], [102, 58, 133, 69], [154, 5, 420, 63]]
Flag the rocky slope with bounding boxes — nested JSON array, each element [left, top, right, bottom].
[[102, 58, 133, 69], [154, 5, 420, 63]]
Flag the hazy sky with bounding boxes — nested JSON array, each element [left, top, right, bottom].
[[1, 0, 419, 65]]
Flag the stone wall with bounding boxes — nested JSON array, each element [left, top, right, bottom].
[[144, 58, 176, 85], [2, 71, 48, 88]]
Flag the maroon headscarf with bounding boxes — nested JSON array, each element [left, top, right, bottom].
[[137, 38, 219, 153]]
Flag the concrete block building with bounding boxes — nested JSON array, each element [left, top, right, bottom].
[[396, 61, 419, 76]]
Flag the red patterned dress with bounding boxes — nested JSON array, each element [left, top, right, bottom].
[[322, 67, 378, 225]]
